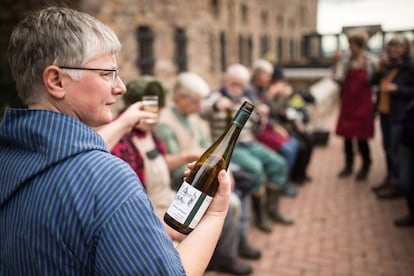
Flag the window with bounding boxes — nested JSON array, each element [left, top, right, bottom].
[[210, 0, 220, 18], [300, 5, 307, 26], [238, 35, 245, 65], [175, 28, 187, 73], [290, 38, 295, 61], [136, 25, 154, 75], [277, 15, 284, 29], [238, 34, 252, 66], [260, 35, 270, 57], [278, 37, 283, 62], [209, 32, 216, 73], [247, 36, 253, 66], [220, 31, 227, 72], [241, 4, 248, 24], [261, 11, 268, 27]]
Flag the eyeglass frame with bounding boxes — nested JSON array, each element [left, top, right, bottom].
[[59, 66, 119, 88]]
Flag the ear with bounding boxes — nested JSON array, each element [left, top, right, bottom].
[[43, 65, 66, 99]]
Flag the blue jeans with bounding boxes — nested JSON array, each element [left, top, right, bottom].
[[279, 137, 299, 171]]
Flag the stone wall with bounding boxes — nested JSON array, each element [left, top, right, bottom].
[[102, 0, 317, 88], [0, 0, 318, 111]]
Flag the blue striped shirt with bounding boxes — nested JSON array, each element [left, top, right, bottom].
[[0, 109, 185, 275]]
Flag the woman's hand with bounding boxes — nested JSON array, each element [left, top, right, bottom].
[[118, 102, 157, 131], [183, 162, 231, 218]]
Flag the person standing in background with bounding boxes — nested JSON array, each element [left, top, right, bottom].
[[332, 29, 378, 181], [394, 97, 414, 227], [371, 35, 414, 200]]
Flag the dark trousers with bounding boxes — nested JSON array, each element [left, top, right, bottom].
[[290, 130, 313, 180], [399, 143, 414, 216], [343, 138, 371, 170]]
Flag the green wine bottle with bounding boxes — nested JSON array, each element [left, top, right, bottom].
[[164, 101, 254, 234]]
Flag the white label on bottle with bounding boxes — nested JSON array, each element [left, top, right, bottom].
[[166, 181, 213, 229]]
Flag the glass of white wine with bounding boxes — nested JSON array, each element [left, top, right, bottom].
[[142, 95, 159, 124]]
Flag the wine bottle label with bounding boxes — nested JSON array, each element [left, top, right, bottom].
[[166, 181, 212, 229]]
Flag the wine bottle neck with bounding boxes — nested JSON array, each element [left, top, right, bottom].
[[232, 108, 251, 128]]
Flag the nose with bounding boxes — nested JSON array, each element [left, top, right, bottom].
[[112, 77, 126, 95]]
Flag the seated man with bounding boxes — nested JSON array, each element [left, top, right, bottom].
[[155, 72, 258, 275], [201, 64, 294, 234]]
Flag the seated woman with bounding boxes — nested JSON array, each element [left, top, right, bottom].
[[265, 77, 315, 184], [110, 76, 185, 241]]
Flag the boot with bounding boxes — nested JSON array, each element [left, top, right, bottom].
[[371, 175, 391, 192], [207, 259, 253, 275], [356, 159, 371, 181], [394, 192, 414, 227], [337, 165, 352, 178], [266, 187, 294, 225], [356, 140, 371, 181], [238, 235, 261, 260], [338, 140, 353, 178], [251, 188, 272, 233]]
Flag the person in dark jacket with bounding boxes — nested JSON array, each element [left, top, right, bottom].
[[394, 98, 414, 227], [370, 34, 414, 199]]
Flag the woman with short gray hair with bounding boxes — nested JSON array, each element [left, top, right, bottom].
[[1, 6, 231, 275]]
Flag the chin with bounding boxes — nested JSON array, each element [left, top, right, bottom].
[[95, 115, 113, 127]]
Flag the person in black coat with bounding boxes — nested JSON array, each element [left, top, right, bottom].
[[370, 35, 414, 199], [394, 98, 414, 226]]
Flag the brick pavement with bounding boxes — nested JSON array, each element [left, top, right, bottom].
[[206, 116, 414, 276]]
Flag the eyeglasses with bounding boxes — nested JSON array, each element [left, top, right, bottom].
[[59, 66, 119, 88]]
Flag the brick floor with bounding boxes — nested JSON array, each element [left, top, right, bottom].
[[206, 114, 414, 276]]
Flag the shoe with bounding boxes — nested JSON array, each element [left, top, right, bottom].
[[355, 169, 368, 181], [303, 175, 312, 182], [394, 215, 414, 227], [337, 167, 352, 178], [291, 175, 311, 185], [239, 235, 261, 260], [239, 242, 261, 260], [290, 176, 305, 184], [267, 188, 294, 225], [207, 261, 253, 275], [371, 182, 391, 192], [376, 185, 403, 200], [356, 160, 371, 181], [270, 212, 294, 225], [252, 193, 273, 233], [371, 176, 391, 192]]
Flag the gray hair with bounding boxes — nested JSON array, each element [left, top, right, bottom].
[[173, 72, 210, 99], [252, 59, 274, 75], [387, 34, 411, 60], [226, 64, 251, 83], [7, 6, 121, 105]]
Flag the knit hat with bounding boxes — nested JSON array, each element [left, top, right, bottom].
[[123, 76, 167, 108]]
